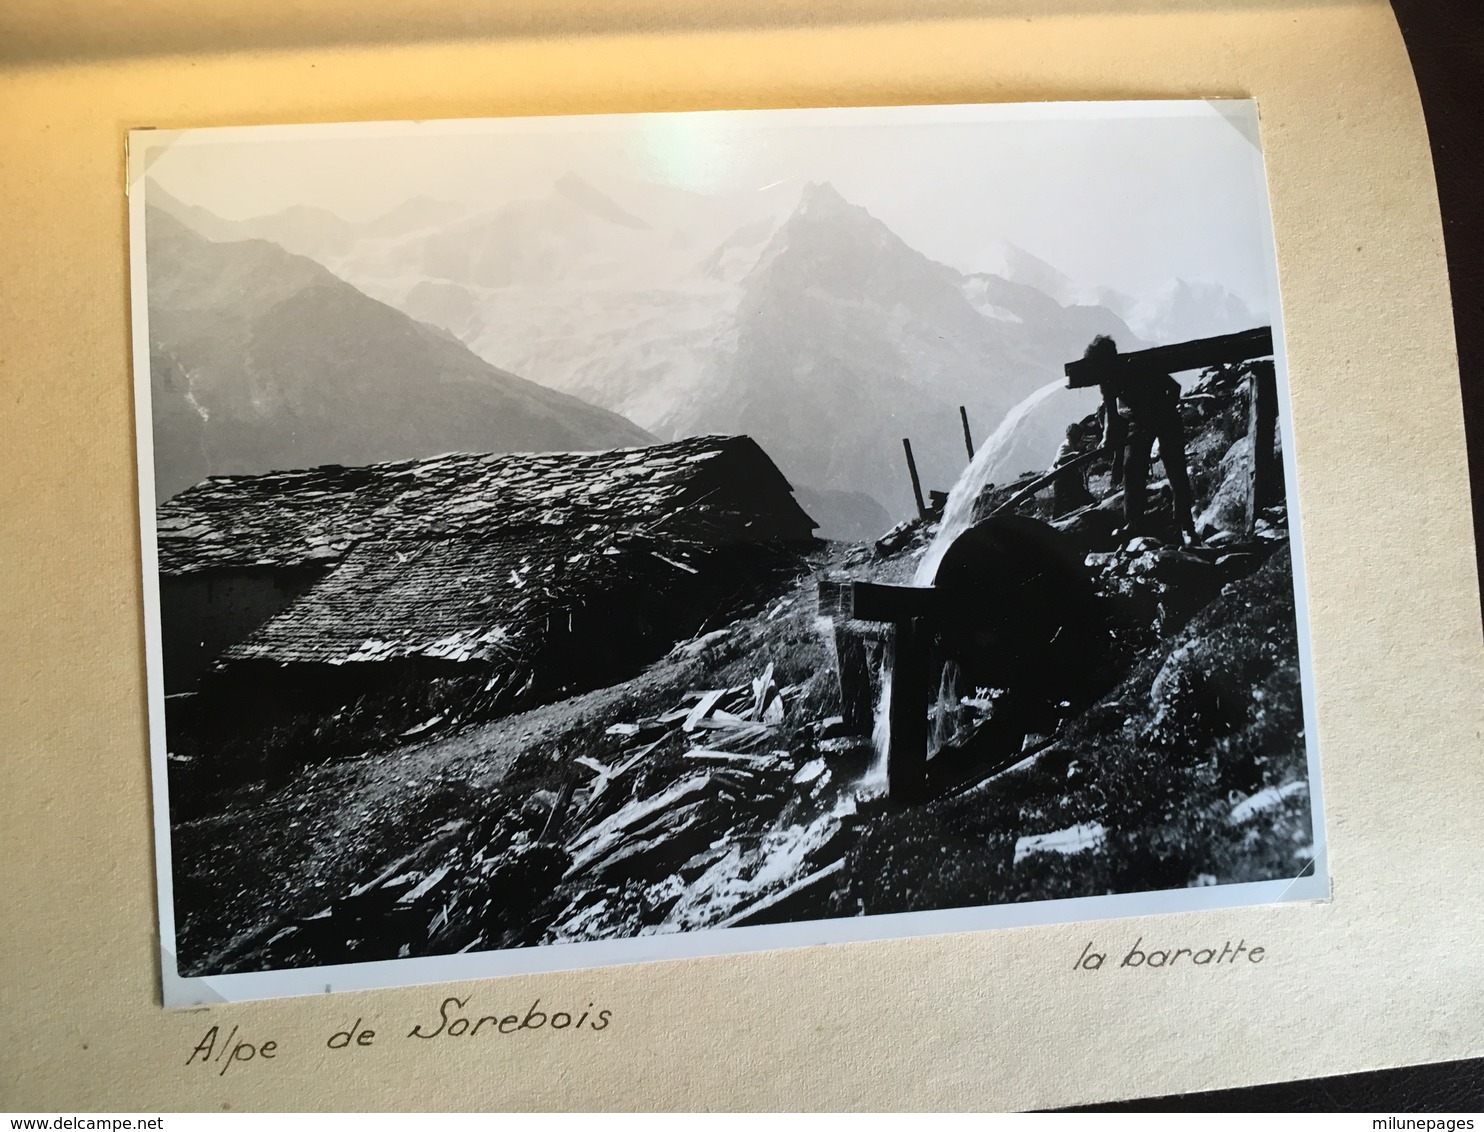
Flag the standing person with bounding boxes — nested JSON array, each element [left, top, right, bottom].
[[1082, 334, 1198, 544]]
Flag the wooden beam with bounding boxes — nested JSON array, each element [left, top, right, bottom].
[[539, 773, 578, 843], [1064, 326, 1274, 389], [959, 405, 975, 460], [902, 437, 927, 519], [716, 859, 846, 929], [832, 624, 875, 734], [991, 447, 1108, 516], [886, 617, 931, 803], [1245, 361, 1281, 532], [818, 578, 940, 623], [347, 822, 467, 898]]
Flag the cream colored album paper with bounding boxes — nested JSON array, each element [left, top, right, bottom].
[[1, 0, 1480, 1112]]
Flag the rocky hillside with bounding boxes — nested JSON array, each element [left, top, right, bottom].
[[167, 357, 1313, 974]]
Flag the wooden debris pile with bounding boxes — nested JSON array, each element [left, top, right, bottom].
[[543, 664, 873, 940], [217, 660, 877, 972]]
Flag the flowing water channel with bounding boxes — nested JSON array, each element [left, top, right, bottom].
[[914, 377, 1072, 585], [863, 377, 1079, 781]]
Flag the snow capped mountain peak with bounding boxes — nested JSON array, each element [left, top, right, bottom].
[[972, 237, 1137, 314], [745, 180, 931, 294], [977, 238, 1071, 293], [359, 195, 469, 240], [552, 172, 653, 230], [151, 176, 1218, 533], [796, 180, 851, 212], [1124, 276, 1263, 343], [787, 181, 888, 234]]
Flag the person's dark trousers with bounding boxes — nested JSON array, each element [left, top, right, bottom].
[[1123, 421, 1196, 538]]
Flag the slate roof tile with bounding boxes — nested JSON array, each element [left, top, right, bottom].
[[160, 436, 816, 674]]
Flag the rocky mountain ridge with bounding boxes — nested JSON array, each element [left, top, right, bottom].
[[145, 205, 655, 499], [149, 174, 1259, 534]]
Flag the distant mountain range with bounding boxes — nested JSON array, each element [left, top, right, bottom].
[[678, 183, 1132, 516], [973, 237, 1263, 343], [143, 206, 654, 500], [147, 176, 1261, 531]]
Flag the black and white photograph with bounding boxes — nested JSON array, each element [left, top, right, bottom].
[[129, 101, 1327, 1004]]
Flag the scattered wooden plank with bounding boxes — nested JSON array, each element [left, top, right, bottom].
[[578, 804, 720, 885], [751, 661, 777, 721], [716, 859, 846, 929], [683, 747, 776, 768], [348, 821, 466, 898], [763, 693, 785, 726], [689, 720, 772, 753], [573, 737, 665, 820], [397, 865, 452, 907], [565, 787, 717, 878], [539, 773, 579, 843], [682, 689, 728, 731], [566, 773, 715, 859], [650, 550, 699, 574]]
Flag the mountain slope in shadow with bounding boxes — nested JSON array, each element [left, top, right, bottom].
[[144, 206, 656, 500]]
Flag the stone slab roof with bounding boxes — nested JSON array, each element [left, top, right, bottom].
[[158, 436, 816, 678], [156, 435, 814, 577]]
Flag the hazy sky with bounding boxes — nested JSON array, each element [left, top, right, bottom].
[[139, 101, 1278, 312]]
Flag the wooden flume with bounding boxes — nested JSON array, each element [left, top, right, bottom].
[[840, 328, 1281, 802]]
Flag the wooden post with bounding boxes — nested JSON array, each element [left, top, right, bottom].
[[832, 624, 874, 735], [817, 578, 940, 801], [902, 438, 927, 520], [886, 617, 931, 803], [539, 773, 578, 843], [1245, 361, 1280, 532], [959, 405, 975, 460]]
